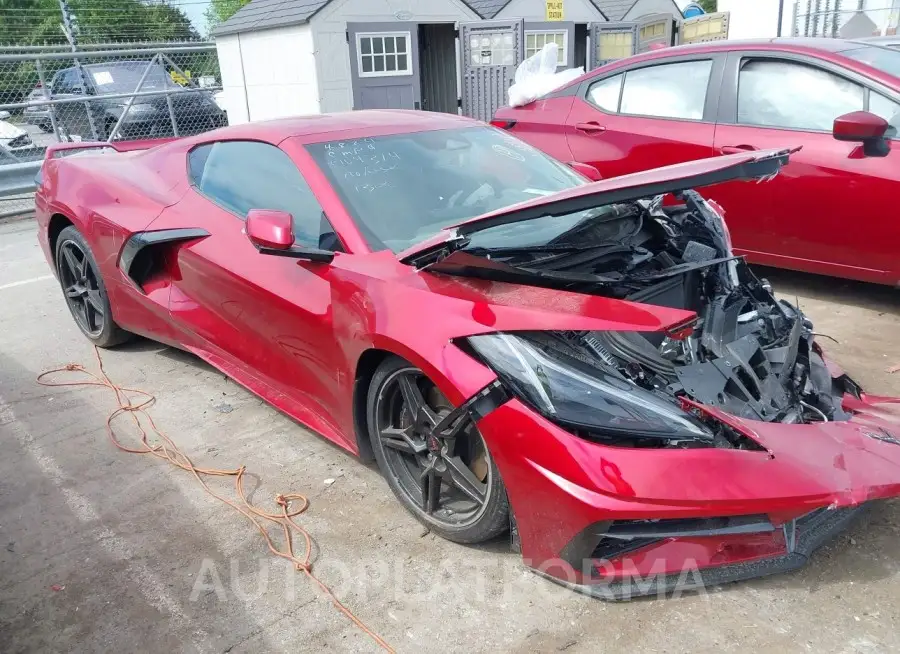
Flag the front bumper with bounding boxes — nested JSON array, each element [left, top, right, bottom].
[[475, 385, 900, 598]]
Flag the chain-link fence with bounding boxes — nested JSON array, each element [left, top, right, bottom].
[[792, 2, 900, 38], [0, 42, 224, 218]]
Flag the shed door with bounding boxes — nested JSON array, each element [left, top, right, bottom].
[[590, 22, 638, 69], [524, 21, 576, 70], [459, 19, 524, 121], [678, 12, 730, 45], [636, 14, 675, 53], [348, 23, 421, 110]]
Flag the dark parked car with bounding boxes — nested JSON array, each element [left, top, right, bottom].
[[493, 38, 900, 285], [49, 61, 226, 141]]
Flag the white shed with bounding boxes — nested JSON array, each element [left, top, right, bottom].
[[212, 0, 698, 125]]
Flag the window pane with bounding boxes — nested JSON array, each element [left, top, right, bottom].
[[374, 55, 385, 72], [526, 33, 536, 49], [869, 93, 900, 138], [620, 60, 712, 119], [397, 54, 408, 71], [191, 141, 333, 249], [373, 37, 384, 54], [386, 55, 396, 71], [738, 60, 863, 131], [843, 45, 900, 78], [361, 55, 373, 73], [588, 74, 622, 112], [396, 36, 406, 53], [384, 37, 395, 54], [360, 37, 371, 55]]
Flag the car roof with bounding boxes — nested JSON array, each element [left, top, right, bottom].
[[189, 110, 481, 144], [559, 37, 894, 91]]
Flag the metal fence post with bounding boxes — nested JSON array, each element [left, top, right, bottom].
[[58, 0, 101, 141], [34, 57, 61, 141], [106, 53, 159, 142], [792, 1, 800, 36]]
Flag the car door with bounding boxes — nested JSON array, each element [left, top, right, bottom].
[[565, 55, 724, 179], [710, 52, 900, 281], [154, 139, 350, 445]]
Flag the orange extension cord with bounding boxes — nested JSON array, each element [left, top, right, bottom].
[[37, 346, 395, 653]]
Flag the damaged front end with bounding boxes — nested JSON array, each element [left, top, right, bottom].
[[436, 180, 860, 448]]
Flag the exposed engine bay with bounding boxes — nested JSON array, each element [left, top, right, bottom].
[[435, 190, 863, 445]]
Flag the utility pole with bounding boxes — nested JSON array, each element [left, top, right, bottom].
[[58, 0, 101, 140]]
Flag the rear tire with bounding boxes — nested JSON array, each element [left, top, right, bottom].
[[55, 226, 131, 348]]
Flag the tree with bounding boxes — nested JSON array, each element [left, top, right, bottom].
[[698, 0, 717, 12], [205, 0, 252, 35]]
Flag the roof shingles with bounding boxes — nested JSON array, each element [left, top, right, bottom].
[[213, 0, 330, 37]]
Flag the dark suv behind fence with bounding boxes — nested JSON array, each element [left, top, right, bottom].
[[49, 60, 226, 141]]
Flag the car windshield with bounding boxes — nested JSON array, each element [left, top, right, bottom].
[[87, 62, 177, 93], [842, 45, 900, 77], [305, 126, 586, 252]]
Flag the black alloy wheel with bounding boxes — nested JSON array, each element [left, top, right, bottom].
[[367, 356, 509, 543], [55, 226, 131, 348]]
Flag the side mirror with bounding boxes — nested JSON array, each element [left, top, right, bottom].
[[246, 209, 294, 250], [245, 209, 335, 263], [567, 161, 603, 182], [833, 111, 890, 157], [0, 110, 10, 120]]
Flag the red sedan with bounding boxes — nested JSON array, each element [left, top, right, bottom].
[[35, 111, 900, 599], [493, 38, 900, 285]]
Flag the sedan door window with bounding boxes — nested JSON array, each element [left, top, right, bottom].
[[586, 74, 623, 112], [868, 92, 900, 138], [188, 140, 340, 250], [737, 60, 864, 131], [618, 60, 713, 120]]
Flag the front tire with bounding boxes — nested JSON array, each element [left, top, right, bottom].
[[55, 226, 131, 348], [366, 355, 509, 544]]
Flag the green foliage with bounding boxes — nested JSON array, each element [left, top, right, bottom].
[[697, 0, 717, 13], [205, 0, 252, 35], [0, 1, 201, 105], [0, 0, 199, 47]]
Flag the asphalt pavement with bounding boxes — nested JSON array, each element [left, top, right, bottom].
[[2, 217, 899, 653]]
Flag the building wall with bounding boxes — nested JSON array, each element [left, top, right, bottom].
[[496, 0, 605, 22], [222, 25, 321, 125], [214, 34, 249, 124], [622, 0, 683, 20], [312, 0, 478, 113]]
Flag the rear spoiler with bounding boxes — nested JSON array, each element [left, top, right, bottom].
[[36, 137, 178, 188], [44, 137, 177, 160]]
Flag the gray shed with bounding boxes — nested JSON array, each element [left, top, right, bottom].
[[212, 0, 699, 124]]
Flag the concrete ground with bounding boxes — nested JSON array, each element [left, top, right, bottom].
[[1, 216, 899, 654]]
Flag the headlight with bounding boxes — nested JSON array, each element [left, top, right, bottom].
[[465, 332, 713, 445]]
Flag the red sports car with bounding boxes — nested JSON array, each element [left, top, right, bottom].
[[35, 111, 900, 599], [493, 38, 900, 285]]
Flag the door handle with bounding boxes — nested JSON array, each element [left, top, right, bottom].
[[720, 144, 758, 154], [575, 121, 606, 134]]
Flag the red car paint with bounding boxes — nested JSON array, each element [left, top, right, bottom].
[[34, 111, 900, 597], [494, 38, 900, 285]]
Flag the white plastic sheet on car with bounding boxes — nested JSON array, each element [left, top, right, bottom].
[[507, 43, 584, 108]]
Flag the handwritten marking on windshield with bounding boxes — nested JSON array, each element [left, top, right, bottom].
[[491, 144, 525, 161]]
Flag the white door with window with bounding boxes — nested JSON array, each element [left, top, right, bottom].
[[348, 23, 421, 110]]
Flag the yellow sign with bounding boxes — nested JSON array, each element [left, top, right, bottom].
[[545, 0, 564, 21]]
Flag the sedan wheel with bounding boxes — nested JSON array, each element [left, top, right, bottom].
[[367, 356, 509, 543], [55, 226, 131, 347]]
